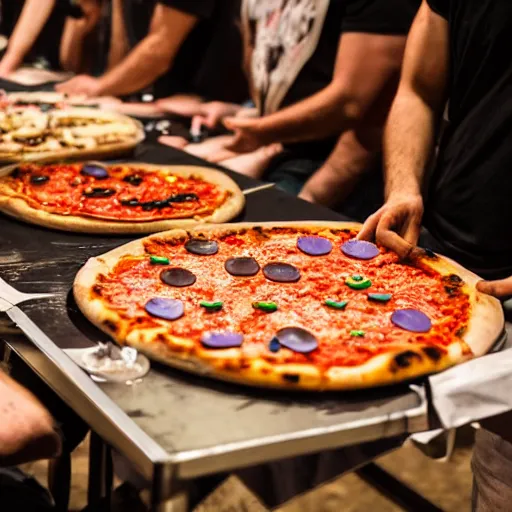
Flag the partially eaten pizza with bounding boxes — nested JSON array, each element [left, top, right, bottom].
[[74, 222, 505, 391], [0, 161, 245, 233], [0, 107, 144, 162]]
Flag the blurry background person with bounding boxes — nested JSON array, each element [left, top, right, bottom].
[[162, 0, 420, 212], [56, 0, 248, 107], [0, 0, 103, 77]]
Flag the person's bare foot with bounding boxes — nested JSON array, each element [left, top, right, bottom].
[[158, 136, 189, 150], [184, 135, 236, 158], [220, 144, 283, 179]]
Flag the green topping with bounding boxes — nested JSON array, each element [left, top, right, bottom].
[[346, 275, 372, 290], [252, 301, 278, 312], [200, 301, 223, 311], [350, 330, 365, 337], [150, 255, 170, 265], [325, 299, 349, 310], [368, 293, 392, 303]]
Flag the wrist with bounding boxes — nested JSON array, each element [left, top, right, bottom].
[[0, 52, 21, 74], [251, 118, 274, 146]]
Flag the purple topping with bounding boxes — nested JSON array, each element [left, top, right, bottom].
[[185, 239, 219, 256], [201, 331, 244, 349], [225, 257, 260, 277], [341, 240, 380, 260], [161, 268, 196, 287], [81, 164, 109, 180], [263, 263, 301, 283], [276, 327, 318, 354], [297, 236, 333, 256], [391, 309, 432, 333], [145, 298, 184, 321]]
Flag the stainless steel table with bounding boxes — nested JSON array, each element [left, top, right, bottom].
[[0, 142, 432, 510]]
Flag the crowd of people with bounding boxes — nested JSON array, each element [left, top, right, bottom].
[[1, 0, 512, 511]]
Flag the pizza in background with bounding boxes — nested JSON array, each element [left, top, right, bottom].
[[0, 162, 245, 233], [74, 222, 505, 391], [0, 107, 144, 162]]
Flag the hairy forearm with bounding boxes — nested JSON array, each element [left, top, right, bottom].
[[60, 19, 89, 73], [300, 131, 377, 206], [97, 33, 172, 96], [1, 0, 56, 71], [255, 84, 360, 146], [384, 90, 438, 199]]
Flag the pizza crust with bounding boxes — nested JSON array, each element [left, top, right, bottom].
[[0, 163, 245, 234], [74, 222, 505, 391]]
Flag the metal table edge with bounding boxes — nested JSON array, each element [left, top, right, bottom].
[[5, 306, 173, 478], [171, 390, 429, 479]]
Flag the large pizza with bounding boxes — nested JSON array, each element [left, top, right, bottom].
[[74, 222, 505, 391], [0, 162, 245, 233], [0, 107, 144, 162]]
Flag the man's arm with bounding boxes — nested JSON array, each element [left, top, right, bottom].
[[0, 370, 61, 466], [56, 4, 199, 97], [0, 0, 56, 76], [299, 130, 378, 206], [358, 1, 450, 256], [60, 0, 102, 73], [224, 33, 408, 152]]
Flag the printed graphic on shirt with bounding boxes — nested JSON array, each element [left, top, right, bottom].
[[244, 0, 329, 114]]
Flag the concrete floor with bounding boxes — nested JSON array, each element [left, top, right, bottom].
[[22, 435, 473, 511]]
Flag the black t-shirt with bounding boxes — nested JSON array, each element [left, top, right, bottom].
[[247, 0, 420, 160], [123, 0, 248, 102], [424, 0, 512, 280]]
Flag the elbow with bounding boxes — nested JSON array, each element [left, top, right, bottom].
[[146, 37, 174, 77], [341, 99, 364, 125]]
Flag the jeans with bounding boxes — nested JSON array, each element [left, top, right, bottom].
[[472, 429, 512, 512]]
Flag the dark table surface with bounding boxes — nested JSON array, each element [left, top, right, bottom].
[[0, 85, 428, 481]]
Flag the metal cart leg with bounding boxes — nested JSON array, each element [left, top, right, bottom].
[[356, 463, 443, 512], [150, 465, 189, 512], [87, 431, 113, 511], [48, 454, 71, 511]]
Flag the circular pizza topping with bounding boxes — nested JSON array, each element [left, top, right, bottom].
[[81, 164, 109, 180], [368, 293, 392, 303], [200, 301, 223, 312], [201, 331, 244, 349], [29, 175, 49, 185], [276, 327, 318, 354], [252, 301, 278, 313], [185, 239, 219, 256], [325, 299, 348, 310], [391, 309, 432, 333], [297, 236, 332, 256], [341, 240, 380, 260], [168, 193, 199, 203], [145, 298, 184, 321], [150, 255, 170, 265], [83, 187, 116, 198], [225, 257, 260, 277], [346, 275, 372, 290], [263, 263, 301, 283], [123, 174, 143, 186], [160, 268, 196, 288], [268, 337, 281, 353]]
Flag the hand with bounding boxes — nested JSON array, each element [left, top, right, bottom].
[[223, 117, 265, 154], [357, 194, 424, 259], [477, 276, 512, 300], [55, 75, 103, 97], [191, 102, 243, 130]]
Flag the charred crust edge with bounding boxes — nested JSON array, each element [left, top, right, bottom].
[[391, 350, 423, 372]]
